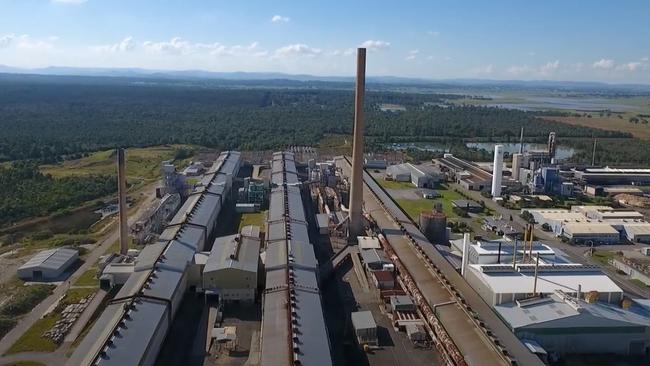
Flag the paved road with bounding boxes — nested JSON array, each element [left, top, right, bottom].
[[449, 183, 650, 299], [0, 182, 159, 362]]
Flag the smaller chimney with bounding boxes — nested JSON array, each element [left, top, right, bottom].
[[461, 233, 470, 277], [532, 253, 540, 295], [512, 238, 518, 268], [577, 284, 582, 301], [117, 148, 128, 256]]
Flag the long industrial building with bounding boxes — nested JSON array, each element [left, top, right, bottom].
[[337, 156, 544, 366], [67, 151, 241, 366], [260, 151, 332, 366]]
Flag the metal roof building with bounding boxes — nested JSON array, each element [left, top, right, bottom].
[[260, 151, 332, 366], [203, 225, 261, 301], [465, 263, 623, 306], [17, 247, 79, 281], [495, 291, 650, 356], [67, 151, 241, 366]]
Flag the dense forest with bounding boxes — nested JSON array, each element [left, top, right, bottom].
[[0, 162, 116, 225], [0, 74, 633, 163]]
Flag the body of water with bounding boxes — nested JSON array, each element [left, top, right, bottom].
[[466, 142, 575, 160], [486, 96, 639, 113], [385, 142, 450, 152]]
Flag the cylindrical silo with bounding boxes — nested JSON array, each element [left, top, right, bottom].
[[420, 211, 447, 244]]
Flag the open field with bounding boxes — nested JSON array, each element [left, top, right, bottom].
[[40, 145, 194, 180], [238, 211, 267, 231], [541, 115, 650, 140], [5, 286, 97, 355], [394, 185, 463, 221], [376, 178, 414, 190], [5, 315, 59, 354]]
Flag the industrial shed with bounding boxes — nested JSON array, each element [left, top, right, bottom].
[[351, 311, 378, 346], [203, 225, 261, 302], [18, 248, 78, 281]]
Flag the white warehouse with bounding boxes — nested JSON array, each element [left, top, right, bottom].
[[17, 248, 79, 281], [385, 163, 440, 188]]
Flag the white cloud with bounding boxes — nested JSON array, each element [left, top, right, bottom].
[[405, 49, 419, 61], [539, 60, 560, 76], [642, 57, 649, 62], [593, 58, 615, 70], [527, 51, 536, 56], [92, 36, 136, 53], [15, 35, 54, 50], [471, 64, 494, 75], [0, 34, 15, 48], [142, 37, 262, 58], [506, 65, 533, 77], [427, 31, 440, 36], [271, 15, 290, 23], [359, 40, 390, 51], [274, 43, 322, 58], [623, 62, 642, 71], [51, 0, 87, 4], [144, 37, 193, 54]]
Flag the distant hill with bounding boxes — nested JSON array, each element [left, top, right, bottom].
[[1, 65, 650, 93]]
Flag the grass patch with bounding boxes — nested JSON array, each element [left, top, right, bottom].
[[591, 250, 618, 267], [5, 362, 46, 366], [238, 211, 267, 231], [394, 185, 464, 221], [60, 288, 96, 308], [377, 179, 414, 190], [436, 186, 464, 218], [74, 268, 98, 287], [630, 278, 649, 288], [40, 145, 193, 181], [5, 314, 60, 354], [396, 199, 435, 222], [0, 283, 55, 318]]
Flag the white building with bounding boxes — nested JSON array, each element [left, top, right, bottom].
[[451, 238, 557, 265], [526, 206, 650, 244], [465, 263, 623, 306], [18, 248, 78, 281], [491, 145, 504, 197], [203, 225, 261, 301], [385, 163, 440, 188]]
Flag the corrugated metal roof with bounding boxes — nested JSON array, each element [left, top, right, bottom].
[[204, 233, 260, 274], [67, 151, 242, 366], [351, 311, 376, 330], [94, 299, 169, 366], [261, 151, 332, 366], [19, 248, 78, 271]]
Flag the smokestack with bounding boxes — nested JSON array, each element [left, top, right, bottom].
[[519, 126, 524, 154], [547, 131, 557, 163], [461, 233, 470, 277], [513, 238, 518, 269], [117, 148, 128, 255], [577, 284, 582, 301], [348, 48, 366, 240], [591, 138, 597, 166], [533, 253, 540, 295], [491, 145, 503, 198]]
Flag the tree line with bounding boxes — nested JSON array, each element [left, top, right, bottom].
[[0, 74, 640, 165]]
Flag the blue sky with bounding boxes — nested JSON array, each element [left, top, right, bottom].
[[1, 0, 649, 83]]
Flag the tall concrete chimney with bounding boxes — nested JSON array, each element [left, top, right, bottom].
[[117, 148, 129, 255], [349, 48, 366, 240], [491, 145, 503, 198], [519, 126, 524, 154], [461, 233, 470, 277]]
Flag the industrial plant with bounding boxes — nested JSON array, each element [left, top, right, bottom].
[[20, 48, 650, 366]]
